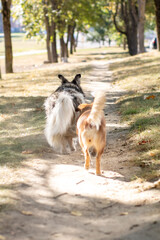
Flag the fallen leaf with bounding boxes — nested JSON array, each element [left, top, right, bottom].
[[34, 108, 43, 111], [130, 224, 139, 230], [21, 211, 33, 216], [71, 211, 82, 216], [146, 95, 155, 99], [144, 95, 155, 100], [138, 140, 150, 145], [120, 212, 128, 216], [149, 152, 156, 157], [22, 150, 33, 154], [51, 233, 62, 237]]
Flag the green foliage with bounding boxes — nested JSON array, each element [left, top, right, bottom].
[[12, 0, 113, 39]]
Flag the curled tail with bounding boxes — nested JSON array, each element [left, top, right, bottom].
[[45, 92, 75, 147], [87, 91, 106, 130]]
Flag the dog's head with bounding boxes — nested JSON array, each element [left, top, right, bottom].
[[56, 74, 84, 95], [58, 74, 81, 86]]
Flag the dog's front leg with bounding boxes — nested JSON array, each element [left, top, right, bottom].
[[96, 152, 102, 176], [84, 149, 90, 170]]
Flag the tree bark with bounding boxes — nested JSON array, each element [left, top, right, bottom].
[[60, 36, 65, 61], [154, 0, 160, 51], [113, 0, 138, 56], [43, 0, 52, 62], [60, 36, 68, 62], [50, 0, 58, 62], [138, 0, 146, 53], [75, 31, 79, 50], [51, 20, 58, 62], [70, 24, 76, 54], [123, 37, 127, 50], [127, 25, 138, 55], [1, 0, 13, 73]]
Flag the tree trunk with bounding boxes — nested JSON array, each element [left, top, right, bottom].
[[154, 0, 160, 51], [1, 0, 13, 73], [43, 1, 52, 62], [60, 36, 64, 61], [60, 36, 68, 62], [138, 0, 146, 53], [113, 1, 138, 56], [70, 31, 74, 54], [50, 0, 58, 62], [127, 26, 138, 55], [75, 31, 79, 51], [70, 24, 76, 54], [123, 37, 127, 50], [51, 21, 58, 62]]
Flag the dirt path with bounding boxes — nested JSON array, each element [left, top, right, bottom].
[[0, 61, 160, 240]]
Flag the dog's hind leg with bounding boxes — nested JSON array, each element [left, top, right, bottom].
[[96, 151, 103, 176], [51, 135, 68, 154], [84, 149, 90, 170], [67, 137, 75, 152]]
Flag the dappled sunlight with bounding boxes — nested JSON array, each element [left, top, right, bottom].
[[15, 159, 160, 212], [1, 47, 160, 239], [110, 51, 160, 92]]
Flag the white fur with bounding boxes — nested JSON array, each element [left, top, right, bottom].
[[88, 91, 106, 131], [44, 92, 75, 153]]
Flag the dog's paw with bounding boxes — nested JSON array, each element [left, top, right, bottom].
[[96, 171, 101, 176], [84, 164, 90, 170]]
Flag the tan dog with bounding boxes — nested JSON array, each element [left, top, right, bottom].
[[77, 92, 106, 175]]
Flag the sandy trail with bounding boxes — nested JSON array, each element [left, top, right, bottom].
[[0, 61, 160, 240]]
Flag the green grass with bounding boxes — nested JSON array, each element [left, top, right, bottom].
[[0, 33, 46, 56], [111, 51, 160, 180], [1, 46, 160, 208], [0, 48, 102, 210]]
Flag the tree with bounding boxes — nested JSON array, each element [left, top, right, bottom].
[[154, 0, 160, 50], [137, 0, 146, 53], [43, 0, 52, 62], [87, 5, 113, 47], [113, 0, 139, 56], [1, 0, 13, 73]]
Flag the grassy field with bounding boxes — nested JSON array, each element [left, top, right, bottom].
[[1, 47, 129, 210], [0, 46, 160, 211], [110, 50, 160, 180], [0, 33, 46, 56]]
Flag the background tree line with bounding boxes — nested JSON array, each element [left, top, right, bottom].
[[1, 0, 160, 75]]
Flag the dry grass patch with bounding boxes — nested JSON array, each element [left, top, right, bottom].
[[2, 47, 129, 210], [111, 51, 160, 180]]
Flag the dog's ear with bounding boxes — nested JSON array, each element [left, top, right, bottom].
[[72, 74, 81, 85], [77, 103, 93, 111], [58, 74, 68, 84]]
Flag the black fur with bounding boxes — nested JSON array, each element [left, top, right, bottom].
[[44, 74, 85, 153]]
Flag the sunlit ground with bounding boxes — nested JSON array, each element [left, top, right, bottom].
[[0, 46, 160, 213], [110, 50, 160, 180]]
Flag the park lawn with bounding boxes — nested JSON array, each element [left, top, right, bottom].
[[0, 33, 46, 56], [110, 50, 160, 180], [0, 46, 129, 211], [0, 46, 159, 210]]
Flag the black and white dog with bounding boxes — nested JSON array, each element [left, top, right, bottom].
[[44, 74, 85, 154]]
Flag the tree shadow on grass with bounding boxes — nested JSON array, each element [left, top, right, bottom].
[[0, 96, 48, 168], [77, 51, 128, 57], [119, 92, 160, 124], [111, 56, 160, 83]]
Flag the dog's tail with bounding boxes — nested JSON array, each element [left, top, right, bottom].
[[87, 91, 106, 130], [45, 92, 75, 146]]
